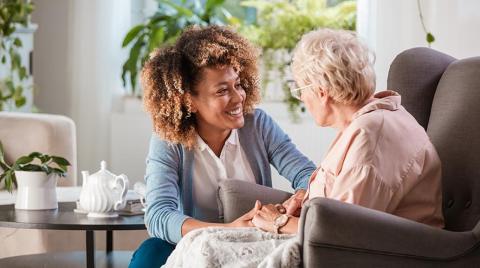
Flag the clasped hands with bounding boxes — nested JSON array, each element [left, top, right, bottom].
[[228, 189, 306, 233]]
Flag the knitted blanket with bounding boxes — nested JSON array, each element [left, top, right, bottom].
[[163, 227, 301, 268]]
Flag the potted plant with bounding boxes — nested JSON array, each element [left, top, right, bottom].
[[0, 0, 35, 111], [0, 141, 71, 210]]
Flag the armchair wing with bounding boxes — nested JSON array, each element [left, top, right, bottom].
[[218, 180, 292, 223], [299, 198, 480, 267]]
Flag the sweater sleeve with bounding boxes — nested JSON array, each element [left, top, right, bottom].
[[255, 109, 317, 190], [144, 134, 190, 244]]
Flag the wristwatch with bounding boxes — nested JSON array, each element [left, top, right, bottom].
[[273, 214, 290, 234]]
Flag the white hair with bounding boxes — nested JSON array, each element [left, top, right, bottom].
[[292, 28, 376, 105]]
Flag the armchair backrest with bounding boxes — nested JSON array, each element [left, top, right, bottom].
[[387, 47, 456, 129], [0, 112, 77, 186], [388, 48, 480, 231]]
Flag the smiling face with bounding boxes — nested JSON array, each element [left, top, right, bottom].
[[190, 66, 246, 136]]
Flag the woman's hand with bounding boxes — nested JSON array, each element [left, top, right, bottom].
[[227, 200, 262, 228], [251, 204, 283, 233], [279, 189, 306, 217]]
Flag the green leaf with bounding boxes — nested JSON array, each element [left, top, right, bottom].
[[124, 35, 145, 91], [12, 52, 21, 70], [0, 161, 9, 171], [205, 0, 225, 16], [129, 69, 138, 94], [15, 156, 33, 165], [20, 164, 42, 172], [51, 156, 71, 166], [50, 167, 67, 176], [39, 155, 51, 164], [5, 25, 16, 36], [57, 164, 67, 172], [14, 85, 23, 97], [148, 27, 165, 52], [13, 37, 22, 47], [0, 141, 5, 163], [121, 63, 129, 88], [14, 96, 26, 107], [5, 79, 14, 91], [4, 170, 14, 192], [28, 152, 43, 158], [426, 32, 435, 44], [1, 55, 5, 64], [122, 24, 145, 47], [19, 67, 27, 80]]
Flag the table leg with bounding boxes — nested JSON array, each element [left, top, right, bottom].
[[86, 230, 95, 268], [106, 230, 113, 253]]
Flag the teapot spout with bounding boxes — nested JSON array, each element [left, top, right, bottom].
[[81, 171, 89, 187]]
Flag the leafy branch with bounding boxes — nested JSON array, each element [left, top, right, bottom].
[[0, 0, 35, 110], [0, 141, 71, 193]]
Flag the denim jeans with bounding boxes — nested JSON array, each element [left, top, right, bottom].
[[129, 237, 176, 268]]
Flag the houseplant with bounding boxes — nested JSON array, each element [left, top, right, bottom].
[[238, 0, 356, 120], [0, 0, 35, 111], [121, 0, 240, 97], [0, 141, 71, 209]]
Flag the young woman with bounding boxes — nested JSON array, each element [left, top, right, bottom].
[[128, 25, 316, 268]]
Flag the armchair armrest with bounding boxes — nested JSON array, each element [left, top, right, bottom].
[[299, 198, 480, 267], [218, 180, 292, 223]]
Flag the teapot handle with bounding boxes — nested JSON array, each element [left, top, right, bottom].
[[113, 174, 129, 210]]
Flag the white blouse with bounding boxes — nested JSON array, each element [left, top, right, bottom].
[[192, 129, 256, 222]]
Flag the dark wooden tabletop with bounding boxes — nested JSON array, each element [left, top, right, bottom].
[[0, 202, 146, 231]]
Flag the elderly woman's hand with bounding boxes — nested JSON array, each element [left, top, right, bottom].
[[251, 204, 283, 233], [279, 189, 306, 217], [227, 200, 262, 228]]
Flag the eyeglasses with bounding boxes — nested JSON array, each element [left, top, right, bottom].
[[287, 80, 314, 100]]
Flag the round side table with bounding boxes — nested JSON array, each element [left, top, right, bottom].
[[0, 202, 146, 268]]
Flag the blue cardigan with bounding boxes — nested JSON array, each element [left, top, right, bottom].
[[144, 109, 316, 244]]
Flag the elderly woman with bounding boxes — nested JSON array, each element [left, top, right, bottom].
[[128, 25, 316, 268], [252, 29, 444, 234]]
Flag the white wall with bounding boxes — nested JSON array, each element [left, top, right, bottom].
[[69, 0, 131, 179], [31, 0, 72, 116], [32, 0, 132, 182], [357, 0, 480, 91]]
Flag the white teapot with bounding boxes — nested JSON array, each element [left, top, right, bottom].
[[79, 161, 129, 218]]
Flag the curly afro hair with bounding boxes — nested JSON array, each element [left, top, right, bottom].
[[142, 25, 261, 149]]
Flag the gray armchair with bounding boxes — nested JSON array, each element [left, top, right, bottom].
[[218, 47, 480, 267]]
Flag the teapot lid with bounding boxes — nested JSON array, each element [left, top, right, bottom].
[[91, 160, 116, 179]]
